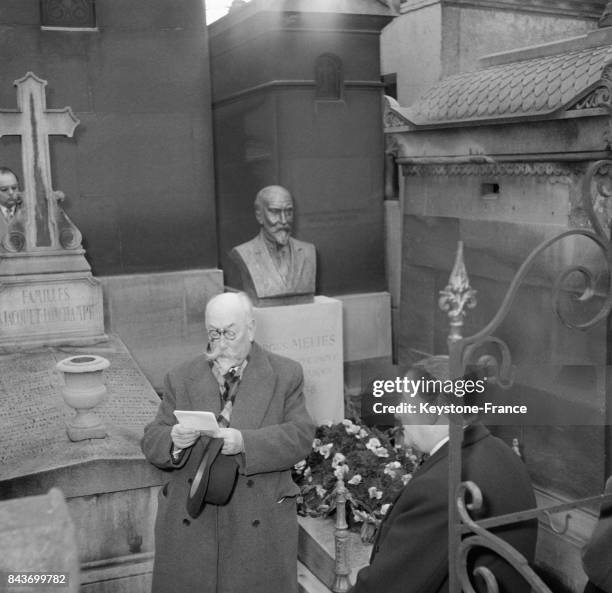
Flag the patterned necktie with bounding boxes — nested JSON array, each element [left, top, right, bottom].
[[217, 367, 241, 428]]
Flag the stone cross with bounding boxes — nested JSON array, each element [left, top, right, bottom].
[[0, 72, 80, 252]]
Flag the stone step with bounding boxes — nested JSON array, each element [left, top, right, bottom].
[[298, 516, 373, 590], [298, 560, 332, 593]]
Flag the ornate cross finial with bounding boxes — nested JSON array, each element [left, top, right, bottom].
[[0, 72, 81, 254], [439, 241, 477, 342]]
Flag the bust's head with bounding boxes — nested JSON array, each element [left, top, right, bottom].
[[254, 185, 294, 247]]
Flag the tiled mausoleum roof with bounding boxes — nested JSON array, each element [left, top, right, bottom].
[[396, 43, 612, 126]]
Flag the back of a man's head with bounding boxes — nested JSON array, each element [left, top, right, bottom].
[[394, 360, 487, 452]]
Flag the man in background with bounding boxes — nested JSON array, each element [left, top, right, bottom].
[[0, 167, 21, 222], [350, 365, 537, 593]]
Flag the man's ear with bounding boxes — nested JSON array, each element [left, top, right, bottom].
[[254, 206, 264, 226]]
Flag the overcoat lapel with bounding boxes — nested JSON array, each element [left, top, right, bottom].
[[230, 342, 276, 430]]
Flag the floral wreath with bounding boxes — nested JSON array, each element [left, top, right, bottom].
[[292, 418, 417, 542]]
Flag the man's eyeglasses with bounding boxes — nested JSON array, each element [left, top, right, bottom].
[[207, 327, 238, 342]]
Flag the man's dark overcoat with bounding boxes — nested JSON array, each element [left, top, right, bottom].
[[582, 476, 612, 593], [350, 422, 537, 593], [142, 342, 315, 593]]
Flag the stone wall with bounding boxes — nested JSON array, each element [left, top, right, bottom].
[[210, 1, 392, 296], [0, 0, 218, 276]]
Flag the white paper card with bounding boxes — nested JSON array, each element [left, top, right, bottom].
[[174, 410, 220, 435]]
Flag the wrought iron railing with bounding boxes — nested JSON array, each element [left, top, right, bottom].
[[326, 158, 612, 593], [443, 158, 612, 592]]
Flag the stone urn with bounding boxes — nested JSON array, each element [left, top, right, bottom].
[[56, 355, 110, 442]]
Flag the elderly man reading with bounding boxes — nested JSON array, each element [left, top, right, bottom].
[[142, 292, 315, 593]]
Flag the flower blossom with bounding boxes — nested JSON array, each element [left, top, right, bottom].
[[365, 437, 389, 457], [401, 474, 412, 485], [294, 459, 307, 472], [384, 461, 402, 478], [318, 443, 333, 459], [334, 465, 349, 480], [368, 486, 383, 500], [374, 446, 390, 458], [331, 452, 346, 468], [356, 428, 369, 439], [353, 509, 368, 523], [342, 419, 361, 435], [347, 474, 362, 485], [315, 485, 327, 498], [381, 503, 391, 515]]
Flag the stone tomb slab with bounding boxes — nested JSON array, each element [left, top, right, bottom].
[[0, 273, 105, 348], [253, 296, 344, 425], [0, 488, 79, 592], [0, 335, 159, 484]]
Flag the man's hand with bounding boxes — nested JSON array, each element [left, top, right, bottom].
[[171, 424, 199, 449], [218, 427, 244, 455]]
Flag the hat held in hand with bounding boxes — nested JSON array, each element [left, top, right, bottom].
[[186, 437, 238, 518]]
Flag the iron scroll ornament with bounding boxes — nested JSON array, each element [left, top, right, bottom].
[[455, 481, 552, 593], [450, 159, 612, 384]]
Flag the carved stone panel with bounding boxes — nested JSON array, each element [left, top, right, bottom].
[[40, 0, 96, 28]]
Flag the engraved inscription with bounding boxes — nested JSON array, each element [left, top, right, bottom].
[[0, 278, 103, 344], [0, 285, 96, 328]]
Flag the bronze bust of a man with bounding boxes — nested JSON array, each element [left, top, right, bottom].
[[229, 186, 316, 307]]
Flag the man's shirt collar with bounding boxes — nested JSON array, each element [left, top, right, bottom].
[[429, 435, 450, 457], [0, 204, 15, 219], [210, 357, 248, 388]]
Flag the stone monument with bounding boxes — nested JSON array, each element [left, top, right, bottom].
[[253, 296, 344, 424], [0, 72, 105, 348], [229, 185, 344, 423], [0, 73, 162, 593], [229, 185, 316, 307]]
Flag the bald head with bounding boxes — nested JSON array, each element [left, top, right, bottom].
[[205, 293, 255, 372], [206, 292, 254, 328], [254, 185, 294, 247]]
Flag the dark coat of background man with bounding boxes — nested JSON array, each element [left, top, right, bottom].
[[350, 367, 538, 593], [142, 292, 315, 593], [582, 476, 612, 593]]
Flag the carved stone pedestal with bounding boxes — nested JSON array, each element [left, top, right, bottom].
[[253, 296, 344, 424]]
